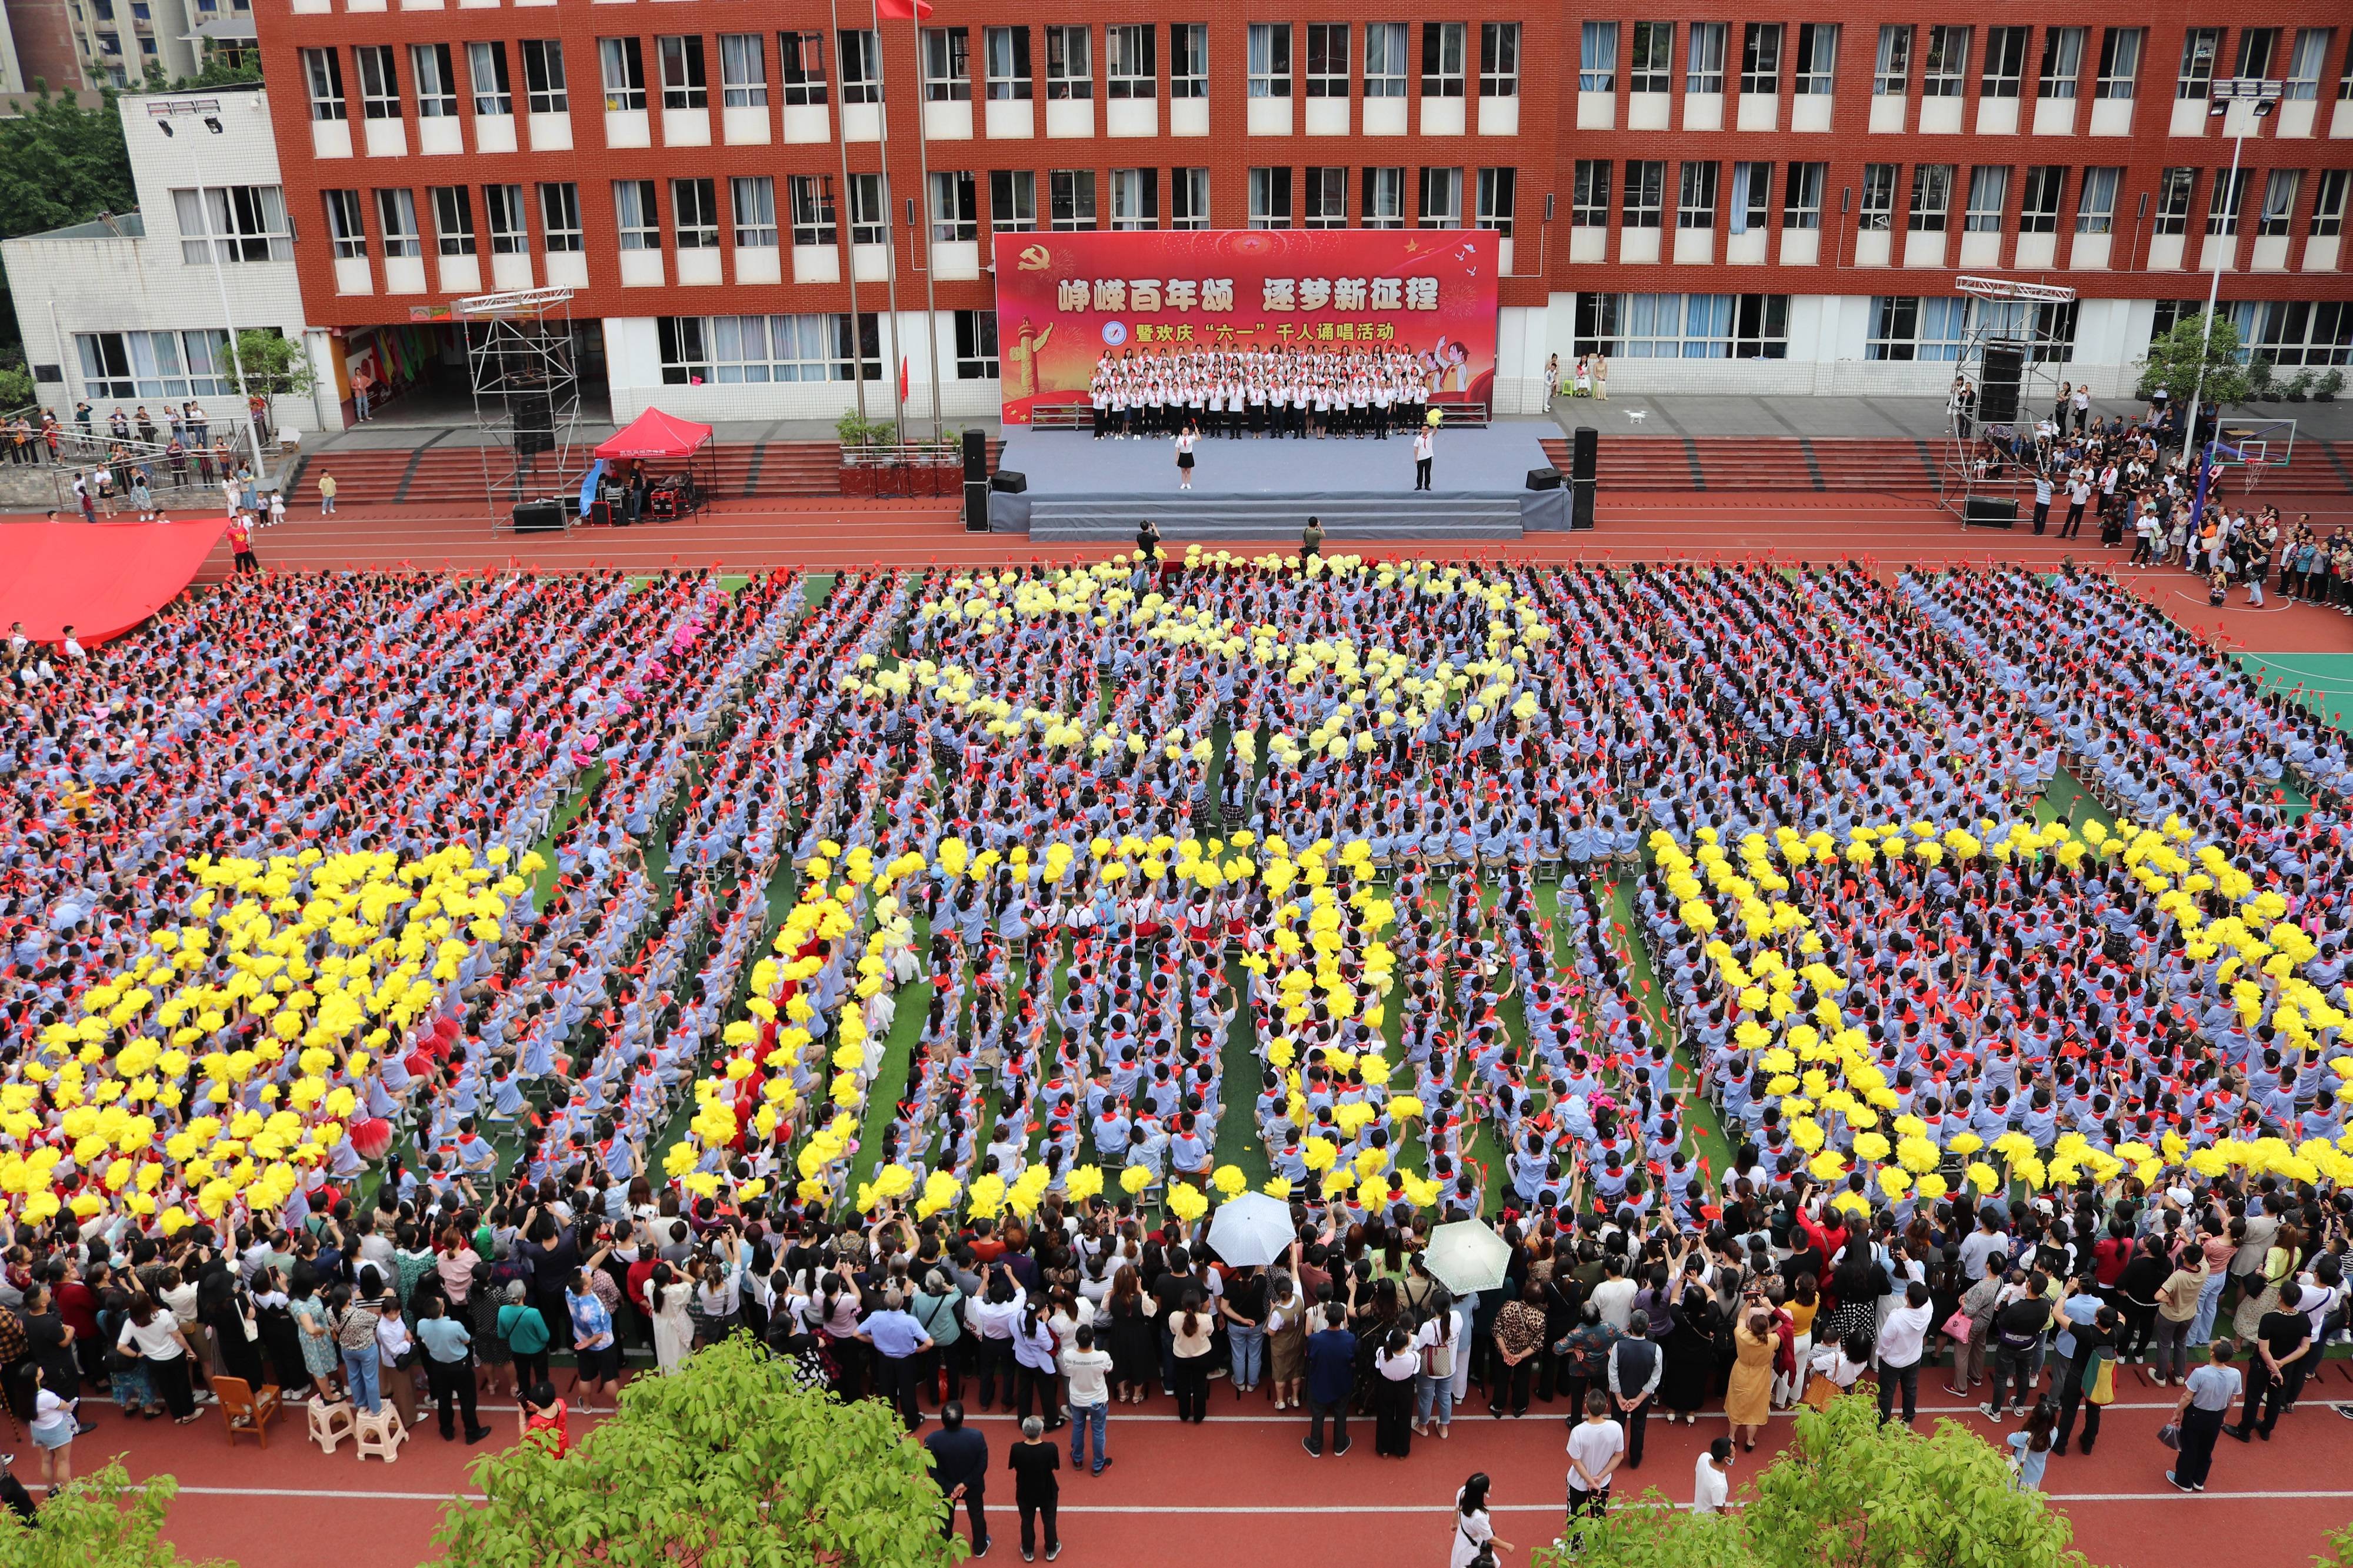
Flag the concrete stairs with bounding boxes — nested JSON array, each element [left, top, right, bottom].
[[1023, 493, 1524, 541]]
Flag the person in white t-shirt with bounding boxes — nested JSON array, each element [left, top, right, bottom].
[[1061, 1322, 1114, 1476], [1692, 1436, 1734, 1514], [1875, 1279, 1935, 1427], [1565, 1392, 1625, 1539]]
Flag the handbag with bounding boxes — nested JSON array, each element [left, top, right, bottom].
[[2085, 1350, 2116, 1407], [1940, 1307, 1976, 1343], [2157, 1421, 2182, 1451], [1799, 1376, 1838, 1412]]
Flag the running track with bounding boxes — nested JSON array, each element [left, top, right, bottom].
[[81, 1359, 2353, 1567]]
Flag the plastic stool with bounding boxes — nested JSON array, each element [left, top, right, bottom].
[[308, 1398, 357, 1454], [352, 1406, 408, 1463]]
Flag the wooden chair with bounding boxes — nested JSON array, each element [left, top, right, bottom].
[[212, 1376, 282, 1449]]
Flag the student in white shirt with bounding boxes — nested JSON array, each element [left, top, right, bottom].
[[1692, 1436, 1734, 1513], [1565, 1390, 1626, 1534]]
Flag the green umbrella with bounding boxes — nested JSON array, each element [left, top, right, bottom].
[[1422, 1218, 1511, 1295]]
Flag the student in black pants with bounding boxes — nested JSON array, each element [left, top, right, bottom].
[[1606, 1312, 1660, 1470]]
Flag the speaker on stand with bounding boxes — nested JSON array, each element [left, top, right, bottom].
[[963, 428, 990, 532], [1570, 425, 1598, 531], [1977, 341, 2025, 425]]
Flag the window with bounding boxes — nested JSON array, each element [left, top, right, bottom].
[[1728, 161, 1770, 232], [429, 185, 475, 255], [485, 184, 527, 253], [1302, 166, 1346, 228], [1579, 22, 1618, 92], [1574, 292, 1621, 354], [1857, 163, 1895, 231], [672, 179, 718, 248], [2258, 169, 2301, 237], [839, 30, 880, 105], [1170, 166, 1209, 228], [2095, 28, 2141, 100], [302, 48, 346, 121], [1476, 167, 1515, 235], [721, 35, 766, 108], [2075, 167, 2119, 234], [2177, 29, 2218, 100], [1873, 25, 1910, 95], [1049, 168, 1095, 231], [1109, 167, 1157, 229], [732, 175, 777, 247], [324, 188, 365, 256], [1740, 24, 1781, 96], [409, 42, 455, 118], [1630, 21, 1672, 95], [848, 172, 886, 244], [172, 185, 291, 263], [1922, 26, 1968, 97], [989, 169, 1035, 232], [600, 37, 645, 112], [1907, 164, 1951, 232], [789, 175, 836, 245], [2250, 301, 2353, 368], [1247, 24, 1289, 98], [1782, 162, 1824, 229], [355, 45, 399, 119], [1687, 23, 1727, 94], [614, 180, 659, 251], [1045, 26, 1091, 101], [1481, 24, 1519, 97], [1980, 27, 2025, 98], [781, 32, 826, 106], [1248, 166, 1291, 228], [1964, 165, 2009, 232], [1171, 25, 1207, 99], [1677, 161, 1718, 228], [522, 41, 567, 114], [1794, 24, 1836, 94], [658, 36, 706, 110], [469, 42, 512, 116], [2037, 28, 2083, 100], [2019, 166, 2064, 233], [659, 314, 878, 383], [1867, 296, 1968, 361], [1364, 165, 1406, 228], [1422, 22, 1464, 96], [2154, 168, 2195, 235], [985, 28, 1031, 101], [929, 170, 976, 240], [1624, 160, 1665, 228], [539, 182, 582, 251], [922, 28, 970, 102], [2234, 28, 2277, 80], [74, 330, 236, 399], [1108, 25, 1154, 99], [374, 186, 420, 257], [1419, 165, 1462, 228], [1365, 24, 1407, 97], [2285, 28, 2331, 101], [2315, 169, 2348, 238], [955, 309, 999, 379], [1306, 24, 1348, 98], [1595, 293, 1788, 358], [2207, 167, 2251, 236]]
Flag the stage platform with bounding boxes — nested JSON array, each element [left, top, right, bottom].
[[989, 425, 1568, 541]]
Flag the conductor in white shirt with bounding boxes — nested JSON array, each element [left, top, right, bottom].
[[1413, 425, 1435, 491]]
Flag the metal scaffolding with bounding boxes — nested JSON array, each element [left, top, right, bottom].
[[458, 286, 582, 532], [1937, 275, 2079, 522]]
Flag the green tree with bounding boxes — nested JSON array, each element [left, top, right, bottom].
[[0, 89, 136, 242], [231, 328, 316, 402], [2318, 1520, 2353, 1568], [2135, 312, 2250, 409], [0, 1462, 229, 1567], [0, 363, 34, 409], [431, 1335, 963, 1568]]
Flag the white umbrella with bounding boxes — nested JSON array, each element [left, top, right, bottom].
[[1422, 1218, 1512, 1295], [1204, 1191, 1294, 1268]]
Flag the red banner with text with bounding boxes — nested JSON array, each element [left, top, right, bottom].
[[990, 229, 1499, 424]]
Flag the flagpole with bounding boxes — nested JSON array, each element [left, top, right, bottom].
[[911, 5, 943, 439], [869, 0, 907, 446], [827, 0, 866, 422]]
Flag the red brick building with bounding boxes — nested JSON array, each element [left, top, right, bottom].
[[249, 0, 2353, 424]]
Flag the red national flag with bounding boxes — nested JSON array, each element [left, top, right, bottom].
[[876, 0, 933, 18], [899, 356, 911, 401]]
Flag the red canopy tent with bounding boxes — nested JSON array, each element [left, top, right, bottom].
[[591, 407, 715, 523]]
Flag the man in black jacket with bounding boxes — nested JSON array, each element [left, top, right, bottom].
[[925, 1400, 991, 1555]]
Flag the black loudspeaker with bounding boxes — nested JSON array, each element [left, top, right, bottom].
[[991, 469, 1028, 493], [1977, 343, 2025, 425], [1525, 467, 1562, 491], [513, 393, 554, 456], [512, 498, 565, 532], [962, 428, 988, 482], [965, 478, 990, 532], [1962, 496, 2019, 529], [1571, 480, 1597, 530], [1571, 425, 1598, 481]]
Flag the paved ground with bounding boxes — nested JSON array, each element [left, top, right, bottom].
[[1548, 393, 2353, 442]]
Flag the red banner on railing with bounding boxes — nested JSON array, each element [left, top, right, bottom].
[[990, 229, 1499, 423]]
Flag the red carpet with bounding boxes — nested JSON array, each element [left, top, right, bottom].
[[0, 516, 226, 644]]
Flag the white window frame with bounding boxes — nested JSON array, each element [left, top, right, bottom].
[[522, 40, 567, 114], [1365, 24, 1407, 98], [732, 175, 777, 248], [1248, 165, 1291, 229], [1170, 166, 1209, 229], [1045, 25, 1091, 102], [721, 34, 768, 108], [984, 28, 1031, 102], [1579, 22, 1617, 92], [1047, 168, 1094, 231], [614, 178, 659, 251], [989, 169, 1035, 233], [539, 182, 582, 252], [374, 186, 420, 256], [1248, 23, 1289, 98], [1687, 23, 1727, 95], [1964, 165, 2009, 233], [600, 37, 645, 112], [1873, 25, 1909, 96], [2094, 28, 2141, 101], [469, 42, 512, 117]]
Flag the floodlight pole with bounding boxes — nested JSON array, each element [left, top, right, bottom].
[[151, 99, 267, 480], [2182, 76, 2281, 496]]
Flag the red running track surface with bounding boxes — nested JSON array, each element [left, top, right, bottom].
[[79, 1362, 2353, 1568], [0, 516, 226, 644]]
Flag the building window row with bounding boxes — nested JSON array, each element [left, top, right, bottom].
[[1866, 296, 2079, 361], [1570, 292, 1789, 358], [657, 312, 880, 383]]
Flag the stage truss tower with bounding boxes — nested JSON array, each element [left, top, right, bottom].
[[458, 286, 583, 532], [1937, 274, 2080, 522]]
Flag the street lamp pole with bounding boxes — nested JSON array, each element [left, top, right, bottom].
[[149, 99, 268, 481], [2181, 75, 2280, 529]]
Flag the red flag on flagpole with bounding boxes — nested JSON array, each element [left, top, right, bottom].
[[875, 0, 932, 17], [899, 356, 910, 402]]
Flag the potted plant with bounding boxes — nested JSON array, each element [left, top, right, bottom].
[[2246, 355, 2278, 402], [2318, 368, 2345, 403], [2285, 368, 2315, 403]]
